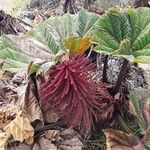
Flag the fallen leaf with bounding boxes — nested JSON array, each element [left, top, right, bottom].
[[0, 105, 19, 129], [0, 71, 4, 79], [4, 111, 34, 143], [25, 136, 34, 145], [57, 128, 83, 150], [12, 71, 27, 84], [2, 71, 15, 80], [0, 87, 5, 100], [0, 131, 10, 150], [44, 109, 58, 123], [3, 71, 44, 130], [138, 63, 150, 85], [16, 77, 44, 129], [58, 137, 83, 150], [8, 143, 32, 150], [32, 143, 40, 150], [103, 129, 140, 150], [34, 137, 57, 150], [45, 130, 59, 139]]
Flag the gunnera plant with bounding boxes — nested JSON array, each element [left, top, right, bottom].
[[40, 55, 113, 134]]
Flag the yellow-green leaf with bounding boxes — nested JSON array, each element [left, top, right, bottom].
[[65, 37, 91, 56]]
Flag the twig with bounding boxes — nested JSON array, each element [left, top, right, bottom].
[[18, 18, 33, 27], [34, 122, 66, 136], [87, 44, 94, 58]]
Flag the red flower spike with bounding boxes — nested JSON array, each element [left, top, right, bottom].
[[40, 55, 112, 134]]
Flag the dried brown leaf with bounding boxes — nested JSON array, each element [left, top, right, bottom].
[[57, 129, 83, 150], [4, 111, 34, 143], [138, 64, 150, 85], [11, 72, 27, 84], [104, 129, 140, 150], [0, 131, 10, 150], [8, 143, 32, 150], [0, 71, 4, 79], [44, 109, 58, 123], [0, 105, 19, 129], [16, 78, 44, 129], [0, 87, 5, 100], [45, 130, 59, 139], [39, 137, 57, 150], [32, 143, 40, 150], [25, 136, 34, 145]]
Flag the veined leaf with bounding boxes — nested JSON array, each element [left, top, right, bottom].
[[1, 11, 99, 72], [0, 47, 28, 63], [1, 59, 28, 72], [77, 11, 100, 36], [7, 35, 55, 61], [134, 56, 150, 64], [65, 36, 91, 56], [29, 11, 99, 55], [104, 129, 139, 150], [129, 88, 150, 130], [0, 35, 55, 72], [91, 7, 150, 64], [103, 129, 150, 150], [133, 49, 150, 57], [112, 39, 132, 55]]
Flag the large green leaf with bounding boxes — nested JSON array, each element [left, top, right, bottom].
[[29, 11, 99, 54], [0, 35, 55, 72], [0, 11, 99, 72], [0, 48, 28, 63], [91, 7, 150, 64]]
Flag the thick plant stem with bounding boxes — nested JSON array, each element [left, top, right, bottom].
[[35, 122, 65, 135], [30, 72, 40, 103], [102, 55, 108, 83], [109, 58, 129, 96]]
